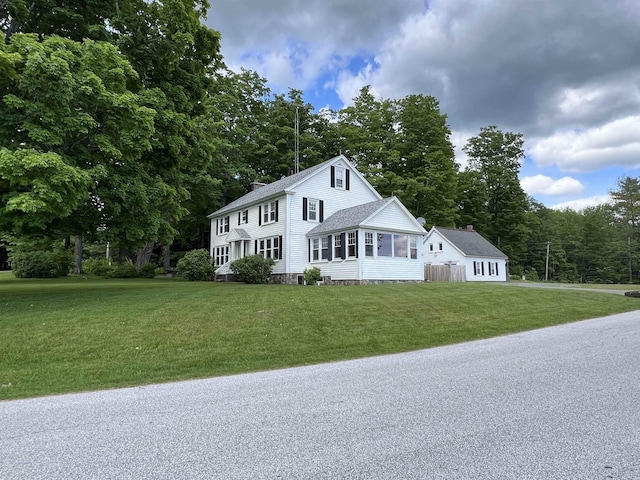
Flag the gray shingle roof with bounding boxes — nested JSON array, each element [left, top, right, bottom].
[[306, 198, 392, 236], [207, 157, 338, 218], [435, 227, 508, 259]]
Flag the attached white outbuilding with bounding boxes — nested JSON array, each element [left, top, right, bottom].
[[424, 226, 509, 282]]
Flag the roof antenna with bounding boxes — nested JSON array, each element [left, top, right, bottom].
[[294, 107, 300, 174]]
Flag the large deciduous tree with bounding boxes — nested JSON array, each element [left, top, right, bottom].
[[0, 34, 155, 252], [462, 125, 529, 265]]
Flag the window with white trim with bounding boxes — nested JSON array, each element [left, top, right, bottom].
[[262, 201, 277, 224], [377, 233, 414, 258], [334, 234, 342, 259], [239, 209, 248, 224], [489, 262, 498, 276], [410, 236, 418, 259], [429, 243, 434, 252], [321, 237, 329, 260], [438, 242, 443, 251], [347, 232, 357, 257], [334, 167, 345, 189], [394, 234, 408, 258], [311, 238, 320, 261], [474, 261, 485, 276], [365, 232, 374, 257], [308, 199, 318, 221], [214, 246, 229, 266], [258, 236, 280, 259], [217, 216, 229, 235]]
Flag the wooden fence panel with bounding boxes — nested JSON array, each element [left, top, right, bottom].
[[424, 264, 466, 282]]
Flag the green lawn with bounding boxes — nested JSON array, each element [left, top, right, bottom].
[[1, 271, 638, 400]]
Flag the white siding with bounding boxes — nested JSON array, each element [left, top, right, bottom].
[[424, 230, 507, 282], [286, 161, 381, 275], [366, 202, 420, 233], [464, 257, 508, 282], [210, 194, 288, 273]]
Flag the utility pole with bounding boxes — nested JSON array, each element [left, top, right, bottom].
[[545, 241, 550, 281]]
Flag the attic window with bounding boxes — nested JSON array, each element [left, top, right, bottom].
[[331, 166, 350, 190]]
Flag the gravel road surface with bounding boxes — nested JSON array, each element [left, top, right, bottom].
[[2, 311, 640, 479]]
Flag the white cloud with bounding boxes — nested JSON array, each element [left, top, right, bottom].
[[521, 175, 584, 196], [551, 195, 611, 211], [528, 116, 640, 172]]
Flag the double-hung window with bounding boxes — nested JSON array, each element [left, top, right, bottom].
[[261, 201, 277, 225], [365, 232, 374, 257], [334, 234, 342, 259], [214, 246, 229, 266], [410, 236, 418, 259], [217, 216, 229, 235], [347, 232, 357, 257], [321, 237, 329, 260], [238, 209, 248, 224], [311, 238, 321, 261]]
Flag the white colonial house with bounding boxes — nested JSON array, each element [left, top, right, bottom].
[[424, 226, 509, 282], [208, 155, 427, 284]]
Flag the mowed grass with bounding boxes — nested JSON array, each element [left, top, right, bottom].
[[1, 271, 638, 400]]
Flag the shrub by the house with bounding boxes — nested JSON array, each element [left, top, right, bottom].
[[177, 249, 215, 281], [230, 255, 275, 284], [303, 267, 322, 285]]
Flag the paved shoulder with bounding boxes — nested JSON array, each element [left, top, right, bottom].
[[2, 311, 640, 479]]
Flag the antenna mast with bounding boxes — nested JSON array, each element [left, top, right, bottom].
[[294, 107, 300, 174]]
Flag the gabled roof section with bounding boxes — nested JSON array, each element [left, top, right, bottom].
[[306, 198, 391, 236], [431, 227, 508, 259], [208, 154, 358, 218]]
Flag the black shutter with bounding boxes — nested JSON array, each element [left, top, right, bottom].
[[258, 205, 262, 226], [215, 219, 218, 234], [346, 169, 350, 190], [245, 210, 248, 224], [496, 262, 499, 276], [481, 262, 485, 275], [340, 233, 346, 260], [254, 240, 258, 254], [302, 197, 308, 220], [275, 200, 279, 222], [327, 235, 333, 261], [330, 166, 335, 187], [237, 212, 241, 224], [308, 239, 311, 262], [319, 200, 324, 222], [279, 235, 283, 260]]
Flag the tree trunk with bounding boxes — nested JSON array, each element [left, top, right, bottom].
[[73, 235, 83, 274], [135, 242, 155, 271], [163, 245, 171, 273]]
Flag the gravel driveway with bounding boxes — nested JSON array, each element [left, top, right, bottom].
[[2, 311, 640, 479]]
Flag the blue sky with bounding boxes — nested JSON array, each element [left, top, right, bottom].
[[205, 0, 640, 210]]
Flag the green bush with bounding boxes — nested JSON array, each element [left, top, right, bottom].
[[108, 262, 140, 278], [176, 249, 215, 281], [11, 250, 71, 278], [83, 258, 115, 277], [230, 255, 275, 284], [525, 268, 539, 281], [303, 267, 322, 285], [139, 262, 158, 279]]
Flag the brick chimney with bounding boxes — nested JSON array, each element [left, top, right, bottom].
[[466, 225, 474, 231], [250, 181, 267, 191]]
